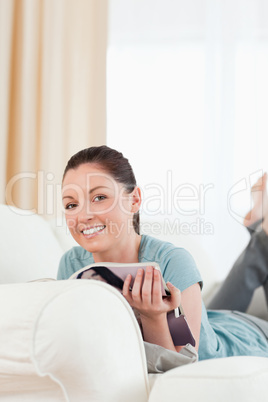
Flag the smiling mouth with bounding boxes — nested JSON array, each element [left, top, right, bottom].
[[82, 225, 106, 235]]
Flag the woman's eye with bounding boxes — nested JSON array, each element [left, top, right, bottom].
[[65, 203, 78, 210], [93, 195, 106, 202]]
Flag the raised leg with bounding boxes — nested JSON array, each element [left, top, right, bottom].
[[208, 173, 268, 312]]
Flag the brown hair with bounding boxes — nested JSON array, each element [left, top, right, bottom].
[[63, 145, 140, 234]]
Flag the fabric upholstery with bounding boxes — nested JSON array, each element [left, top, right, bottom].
[[0, 280, 150, 402], [0, 205, 62, 283], [148, 356, 268, 402]]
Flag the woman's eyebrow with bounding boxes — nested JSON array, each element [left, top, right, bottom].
[[62, 186, 109, 200], [88, 186, 109, 194]]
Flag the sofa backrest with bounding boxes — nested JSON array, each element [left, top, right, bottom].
[[0, 205, 64, 283]]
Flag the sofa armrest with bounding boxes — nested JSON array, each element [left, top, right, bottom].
[[0, 281, 150, 402]]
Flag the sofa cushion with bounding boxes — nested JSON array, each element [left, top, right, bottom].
[[148, 355, 268, 402]]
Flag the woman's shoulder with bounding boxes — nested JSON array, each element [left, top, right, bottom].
[[140, 234, 193, 262], [140, 234, 202, 291]]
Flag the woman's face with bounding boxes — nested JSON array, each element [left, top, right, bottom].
[[62, 163, 140, 256]]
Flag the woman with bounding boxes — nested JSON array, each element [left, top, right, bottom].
[[58, 145, 268, 361]]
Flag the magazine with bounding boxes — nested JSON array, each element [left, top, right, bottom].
[[69, 262, 195, 347]]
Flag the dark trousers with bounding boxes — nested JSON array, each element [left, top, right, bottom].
[[208, 220, 268, 312]]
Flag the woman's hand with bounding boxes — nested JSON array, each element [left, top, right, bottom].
[[122, 266, 181, 320], [122, 266, 181, 351], [123, 266, 201, 353]]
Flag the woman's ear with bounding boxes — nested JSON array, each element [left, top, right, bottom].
[[131, 187, 142, 213]]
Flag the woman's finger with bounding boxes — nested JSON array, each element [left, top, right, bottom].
[[165, 282, 181, 309], [141, 266, 154, 305], [152, 269, 163, 305], [131, 268, 144, 302], [122, 274, 132, 302]]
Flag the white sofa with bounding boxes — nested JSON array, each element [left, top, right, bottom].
[[1, 204, 268, 402]]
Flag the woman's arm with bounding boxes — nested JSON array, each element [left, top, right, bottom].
[[178, 283, 202, 352], [123, 266, 202, 352]]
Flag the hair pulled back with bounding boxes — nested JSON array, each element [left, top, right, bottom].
[[63, 145, 140, 234]]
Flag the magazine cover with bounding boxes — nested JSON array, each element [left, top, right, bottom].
[[69, 262, 195, 347]]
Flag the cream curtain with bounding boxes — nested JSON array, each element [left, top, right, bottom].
[[0, 0, 107, 217]]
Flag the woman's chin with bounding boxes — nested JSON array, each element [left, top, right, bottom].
[[80, 237, 109, 255]]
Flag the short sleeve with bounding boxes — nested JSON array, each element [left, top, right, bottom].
[[161, 248, 203, 292], [57, 252, 72, 280], [139, 235, 203, 292]]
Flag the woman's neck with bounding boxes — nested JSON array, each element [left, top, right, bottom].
[[93, 233, 142, 263]]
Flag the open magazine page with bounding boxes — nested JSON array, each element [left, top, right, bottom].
[[69, 262, 169, 296], [69, 262, 195, 347]]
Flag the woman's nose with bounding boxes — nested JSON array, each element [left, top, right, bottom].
[[78, 204, 95, 222]]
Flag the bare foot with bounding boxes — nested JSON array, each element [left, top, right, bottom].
[[243, 172, 268, 227]]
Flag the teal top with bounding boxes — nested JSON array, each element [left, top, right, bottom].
[[57, 234, 268, 360]]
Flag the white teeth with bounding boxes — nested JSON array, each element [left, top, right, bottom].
[[83, 226, 105, 235]]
